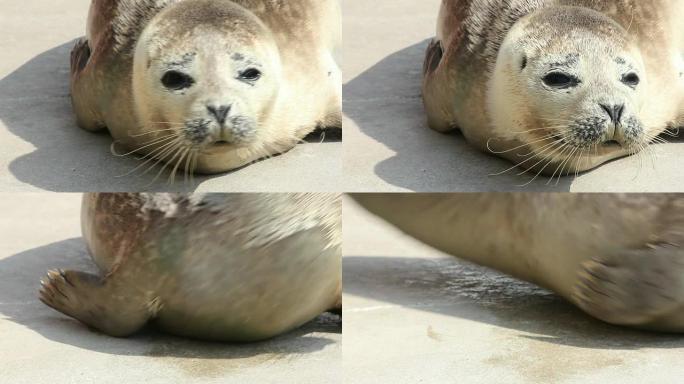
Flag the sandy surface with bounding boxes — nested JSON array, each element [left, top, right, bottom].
[[343, 0, 684, 192], [0, 194, 341, 384], [343, 196, 684, 383], [0, 0, 341, 192]]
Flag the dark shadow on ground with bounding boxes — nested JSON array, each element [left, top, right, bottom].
[[0, 237, 340, 359], [344, 255, 684, 350], [0, 41, 340, 192], [343, 40, 683, 192]]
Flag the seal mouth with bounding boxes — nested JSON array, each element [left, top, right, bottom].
[[213, 140, 231, 146], [602, 140, 622, 148], [208, 140, 234, 150], [202, 140, 252, 154]]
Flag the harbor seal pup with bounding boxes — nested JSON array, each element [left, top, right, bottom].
[[423, 0, 684, 176], [354, 194, 684, 332], [71, 0, 341, 175], [39, 193, 341, 341]]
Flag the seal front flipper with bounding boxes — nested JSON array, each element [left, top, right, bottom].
[[39, 268, 158, 337], [423, 39, 443, 75], [572, 245, 684, 330], [70, 37, 105, 133], [422, 39, 457, 133], [70, 37, 91, 73]]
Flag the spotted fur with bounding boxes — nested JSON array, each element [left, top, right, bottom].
[[111, 0, 178, 53], [423, 0, 684, 175], [70, 0, 342, 175]]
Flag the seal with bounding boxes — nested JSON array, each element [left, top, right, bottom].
[[354, 193, 684, 332], [39, 193, 341, 341], [71, 0, 341, 175], [423, 1, 684, 176]]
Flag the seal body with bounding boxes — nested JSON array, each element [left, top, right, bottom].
[[423, 0, 684, 175], [71, 0, 341, 174], [355, 194, 684, 332], [40, 193, 341, 341]]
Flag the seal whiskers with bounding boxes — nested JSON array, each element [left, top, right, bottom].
[[115, 138, 183, 178], [490, 135, 569, 177]]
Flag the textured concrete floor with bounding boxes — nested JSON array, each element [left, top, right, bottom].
[[0, 0, 341, 192], [0, 194, 341, 384], [343, 197, 684, 384], [343, 0, 684, 192]]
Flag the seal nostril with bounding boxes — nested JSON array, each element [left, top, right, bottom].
[[600, 104, 614, 122], [207, 105, 231, 125], [614, 104, 625, 123], [599, 103, 625, 123]]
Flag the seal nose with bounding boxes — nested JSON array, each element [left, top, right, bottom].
[[599, 103, 625, 124], [207, 104, 231, 126]]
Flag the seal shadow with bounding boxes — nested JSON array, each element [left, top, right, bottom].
[[0, 237, 340, 359], [0, 40, 340, 192], [343, 40, 683, 192], [344, 256, 684, 350]]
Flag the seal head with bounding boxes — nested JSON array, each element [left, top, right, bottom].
[[132, 0, 281, 154], [71, 0, 341, 176], [488, 6, 648, 171]]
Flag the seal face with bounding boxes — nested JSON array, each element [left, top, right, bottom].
[[39, 193, 342, 341], [423, 1, 684, 175], [354, 194, 684, 332], [132, 4, 280, 149], [71, 0, 341, 175]]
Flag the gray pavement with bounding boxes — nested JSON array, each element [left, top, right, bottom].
[[343, 1, 684, 192], [343, 197, 684, 383], [0, 194, 341, 384], [0, 0, 341, 192]]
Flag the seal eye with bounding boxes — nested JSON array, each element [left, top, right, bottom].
[[542, 72, 578, 89], [622, 73, 640, 88], [239, 68, 262, 82], [161, 71, 194, 90]]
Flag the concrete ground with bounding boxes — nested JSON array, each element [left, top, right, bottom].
[[343, 197, 684, 384], [0, 0, 341, 192], [343, 1, 684, 192], [0, 194, 341, 384]]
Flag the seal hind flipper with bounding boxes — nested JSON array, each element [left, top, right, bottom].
[[39, 268, 156, 337], [573, 246, 684, 330]]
